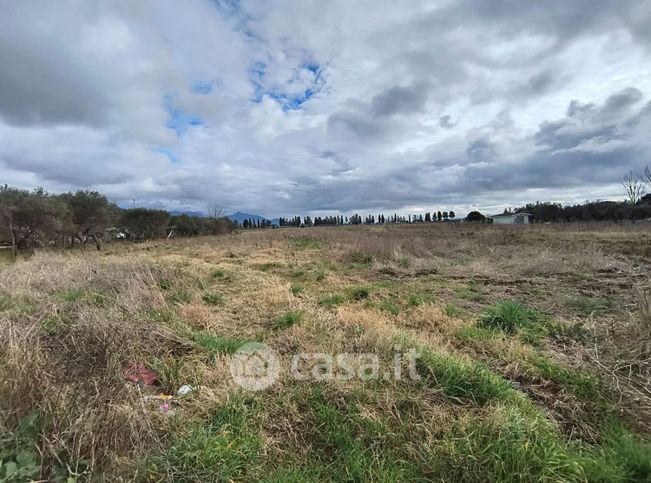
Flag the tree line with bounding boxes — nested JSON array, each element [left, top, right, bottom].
[[0, 186, 236, 257], [271, 211, 457, 228], [3, 164, 650, 257]]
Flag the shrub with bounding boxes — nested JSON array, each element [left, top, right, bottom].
[[0, 413, 41, 481]]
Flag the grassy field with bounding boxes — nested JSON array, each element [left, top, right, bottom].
[[1, 223, 651, 481]]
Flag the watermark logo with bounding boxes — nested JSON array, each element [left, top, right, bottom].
[[229, 342, 281, 391], [229, 343, 421, 391]]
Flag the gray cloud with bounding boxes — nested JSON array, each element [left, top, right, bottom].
[[371, 85, 428, 117], [0, 1, 650, 217], [439, 115, 454, 129]]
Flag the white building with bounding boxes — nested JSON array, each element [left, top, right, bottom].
[[488, 213, 532, 225]]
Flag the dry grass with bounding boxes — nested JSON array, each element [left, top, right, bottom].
[[1, 222, 650, 480]]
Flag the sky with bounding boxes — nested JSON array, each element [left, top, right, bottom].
[[1, 0, 651, 218]]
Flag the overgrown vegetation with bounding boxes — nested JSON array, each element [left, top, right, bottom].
[[1, 223, 650, 480]]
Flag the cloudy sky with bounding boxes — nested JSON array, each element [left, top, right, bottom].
[[1, 0, 651, 217]]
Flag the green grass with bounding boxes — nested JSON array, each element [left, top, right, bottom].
[[263, 386, 418, 482], [290, 284, 304, 296], [566, 295, 614, 316], [457, 281, 485, 302], [396, 256, 411, 268], [348, 286, 370, 301], [455, 325, 499, 342], [528, 355, 600, 399], [318, 294, 346, 306], [40, 314, 72, 334], [313, 268, 326, 281], [168, 289, 192, 305], [0, 292, 14, 311], [275, 310, 304, 329], [581, 422, 651, 482], [444, 302, 461, 317], [255, 262, 282, 272], [201, 292, 224, 305], [479, 300, 546, 334], [60, 288, 86, 302], [418, 350, 514, 405], [210, 269, 226, 278], [437, 404, 586, 482], [346, 251, 374, 265], [407, 294, 425, 306], [193, 331, 248, 355], [293, 238, 321, 250], [379, 300, 400, 316], [145, 396, 262, 481], [89, 291, 113, 307]]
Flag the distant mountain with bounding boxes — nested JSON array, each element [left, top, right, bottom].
[[227, 211, 278, 226]]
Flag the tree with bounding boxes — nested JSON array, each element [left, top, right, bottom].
[[172, 214, 200, 236], [465, 211, 486, 222], [642, 165, 651, 191], [205, 202, 233, 235], [0, 186, 67, 257], [63, 190, 115, 250], [622, 171, 646, 204], [449, 211, 455, 220], [121, 208, 170, 240]]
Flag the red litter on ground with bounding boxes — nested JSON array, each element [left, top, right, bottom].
[[123, 362, 157, 386]]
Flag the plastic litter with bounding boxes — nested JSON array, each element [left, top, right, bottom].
[[177, 384, 195, 396], [123, 362, 157, 386]]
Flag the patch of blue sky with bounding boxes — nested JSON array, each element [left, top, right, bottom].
[[211, 0, 262, 43], [249, 61, 325, 110], [164, 94, 203, 136], [268, 89, 315, 111], [152, 146, 178, 164], [191, 81, 213, 94], [249, 61, 267, 102]]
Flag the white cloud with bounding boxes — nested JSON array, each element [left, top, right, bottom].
[[1, 0, 651, 217]]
